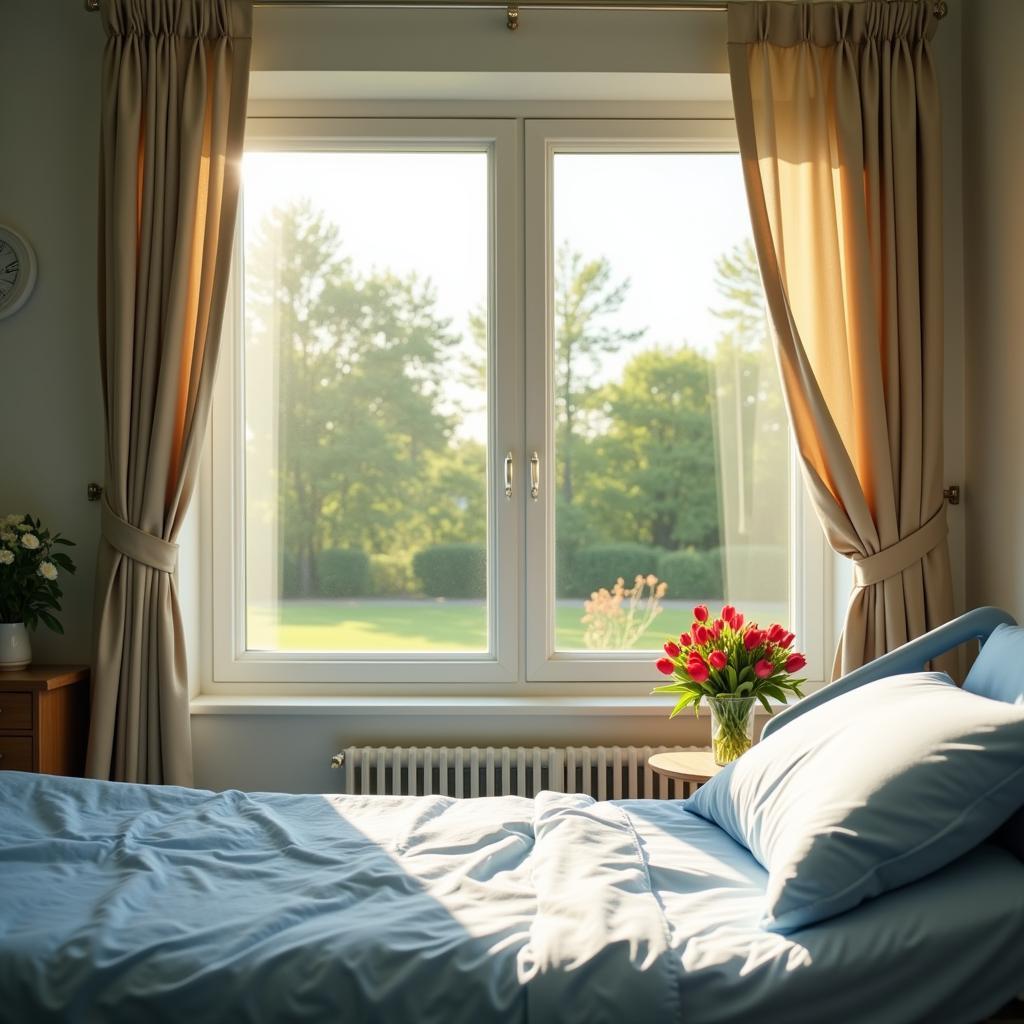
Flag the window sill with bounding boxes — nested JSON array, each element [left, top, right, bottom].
[[189, 694, 790, 717]]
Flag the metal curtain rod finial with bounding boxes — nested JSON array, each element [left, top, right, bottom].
[[83, 0, 948, 19]]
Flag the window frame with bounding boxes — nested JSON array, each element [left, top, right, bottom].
[[209, 117, 523, 686], [204, 112, 830, 695], [522, 119, 827, 683]]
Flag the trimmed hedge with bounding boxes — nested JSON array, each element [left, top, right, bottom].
[[369, 553, 417, 597], [562, 543, 662, 599], [413, 543, 486, 599], [555, 545, 578, 602], [657, 548, 723, 601], [316, 548, 371, 598]]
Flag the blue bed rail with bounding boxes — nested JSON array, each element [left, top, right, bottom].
[[762, 606, 1018, 739]]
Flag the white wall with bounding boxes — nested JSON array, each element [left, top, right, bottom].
[[1, 1, 976, 793], [962, 0, 1024, 621], [0, 3, 105, 666]]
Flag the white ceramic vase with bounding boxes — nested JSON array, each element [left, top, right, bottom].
[[0, 622, 31, 671]]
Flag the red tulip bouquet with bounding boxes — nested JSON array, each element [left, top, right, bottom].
[[652, 604, 807, 764]]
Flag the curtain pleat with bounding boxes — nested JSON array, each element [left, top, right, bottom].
[[88, 0, 251, 785], [727, 1, 954, 677]]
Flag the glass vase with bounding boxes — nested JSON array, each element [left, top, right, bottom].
[[709, 695, 756, 765]]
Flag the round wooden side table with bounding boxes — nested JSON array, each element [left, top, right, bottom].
[[648, 750, 722, 788]]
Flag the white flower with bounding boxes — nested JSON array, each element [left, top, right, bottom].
[[16, 523, 32, 532], [20, 533, 40, 550], [4, 514, 23, 526], [0, 530, 14, 544], [0, 550, 13, 566], [38, 561, 58, 581]]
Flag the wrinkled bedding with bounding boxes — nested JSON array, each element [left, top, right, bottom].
[[0, 774, 678, 1024], [2, 772, 1023, 1024]]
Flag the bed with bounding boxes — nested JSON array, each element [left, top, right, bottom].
[[2, 607, 1023, 1024]]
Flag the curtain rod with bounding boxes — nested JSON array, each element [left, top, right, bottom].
[[83, 0, 948, 33]]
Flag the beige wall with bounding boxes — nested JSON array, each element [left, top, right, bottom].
[[962, 0, 1024, 621], [0, 1, 980, 792], [251, 5, 726, 74]]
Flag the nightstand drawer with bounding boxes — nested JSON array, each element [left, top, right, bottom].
[[0, 667, 88, 776], [0, 736, 34, 771], [0, 692, 32, 732]]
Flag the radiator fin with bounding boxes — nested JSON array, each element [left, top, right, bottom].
[[339, 745, 703, 800]]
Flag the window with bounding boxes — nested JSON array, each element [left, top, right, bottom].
[[242, 148, 490, 655], [209, 116, 827, 691]]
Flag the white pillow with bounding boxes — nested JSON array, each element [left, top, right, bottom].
[[688, 673, 1024, 933]]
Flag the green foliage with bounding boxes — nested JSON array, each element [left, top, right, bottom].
[[413, 543, 487, 599], [368, 553, 417, 597], [554, 500, 591, 598], [554, 243, 645, 507], [315, 548, 370, 598], [246, 200, 464, 596], [0, 513, 76, 633], [573, 347, 722, 552], [562, 543, 662, 600], [249, 203, 785, 611], [413, 443, 488, 549], [280, 553, 302, 599], [657, 548, 723, 601]]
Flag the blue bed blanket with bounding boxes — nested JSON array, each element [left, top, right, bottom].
[[4, 773, 1024, 1024], [0, 773, 680, 1024]]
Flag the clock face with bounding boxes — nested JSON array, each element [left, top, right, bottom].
[[0, 227, 37, 320]]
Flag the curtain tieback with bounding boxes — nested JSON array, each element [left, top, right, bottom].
[[100, 499, 178, 574], [851, 506, 948, 588]]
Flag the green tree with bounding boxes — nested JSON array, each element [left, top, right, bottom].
[[711, 238, 765, 342], [554, 243, 644, 506], [576, 347, 721, 551], [245, 200, 464, 594]]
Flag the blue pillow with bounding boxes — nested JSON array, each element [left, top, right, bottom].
[[688, 672, 1024, 934], [964, 622, 1024, 705]]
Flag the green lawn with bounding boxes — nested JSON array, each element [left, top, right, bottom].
[[247, 598, 787, 653]]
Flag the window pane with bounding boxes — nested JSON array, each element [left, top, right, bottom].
[[242, 151, 489, 653], [551, 153, 790, 652]]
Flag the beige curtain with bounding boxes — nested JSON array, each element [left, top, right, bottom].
[[87, 0, 252, 784], [727, 1, 953, 677]]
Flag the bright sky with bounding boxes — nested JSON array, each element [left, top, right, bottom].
[[242, 149, 755, 437], [553, 152, 754, 362]]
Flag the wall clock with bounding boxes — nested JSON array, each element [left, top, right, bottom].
[[0, 225, 38, 320]]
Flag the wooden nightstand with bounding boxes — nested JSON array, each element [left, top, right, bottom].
[[648, 750, 723, 789], [0, 666, 90, 776]]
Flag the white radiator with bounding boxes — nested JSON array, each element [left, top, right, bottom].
[[331, 745, 701, 800]]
